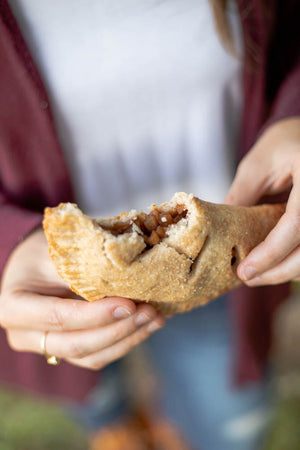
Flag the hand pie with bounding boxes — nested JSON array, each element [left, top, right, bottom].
[[43, 193, 285, 315]]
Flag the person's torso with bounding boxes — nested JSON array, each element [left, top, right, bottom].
[[9, 0, 243, 216]]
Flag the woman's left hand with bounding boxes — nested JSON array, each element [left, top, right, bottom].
[[225, 117, 300, 286]]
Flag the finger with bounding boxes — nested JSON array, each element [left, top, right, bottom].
[[237, 212, 298, 280], [6, 328, 45, 354], [0, 292, 139, 331], [242, 244, 300, 286], [65, 314, 166, 370], [44, 304, 158, 359], [238, 178, 300, 281], [6, 303, 159, 358], [224, 156, 269, 206]]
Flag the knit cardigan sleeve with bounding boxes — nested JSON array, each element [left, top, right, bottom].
[[261, 0, 300, 132], [0, 193, 43, 277], [263, 57, 300, 131], [0, 0, 73, 279]]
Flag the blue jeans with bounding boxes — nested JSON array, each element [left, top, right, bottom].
[[71, 296, 270, 450], [147, 296, 271, 450]]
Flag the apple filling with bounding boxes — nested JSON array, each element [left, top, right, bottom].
[[100, 205, 188, 248]]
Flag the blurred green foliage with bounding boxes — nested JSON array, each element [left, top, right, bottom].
[[263, 397, 300, 450], [292, 282, 300, 294], [0, 387, 88, 450]]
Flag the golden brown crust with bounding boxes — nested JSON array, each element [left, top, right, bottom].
[[43, 193, 285, 314]]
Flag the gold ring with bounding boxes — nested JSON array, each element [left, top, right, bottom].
[[41, 331, 60, 366]]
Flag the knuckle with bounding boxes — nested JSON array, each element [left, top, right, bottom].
[[69, 300, 84, 318], [238, 153, 267, 182], [48, 303, 66, 331], [110, 324, 125, 343], [68, 341, 86, 359], [263, 245, 277, 263], [237, 155, 255, 175]]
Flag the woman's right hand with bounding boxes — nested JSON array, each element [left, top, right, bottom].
[[0, 228, 165, 370]]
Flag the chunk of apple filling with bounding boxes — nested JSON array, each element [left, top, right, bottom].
[[100, 205, 188, 248]]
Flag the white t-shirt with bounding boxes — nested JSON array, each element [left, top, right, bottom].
[[9, 0, 243, 217]]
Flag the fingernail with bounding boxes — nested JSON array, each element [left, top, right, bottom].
[[239, 265, 257, 281], [147, 321, 162, 333], [136, 312, 152, 327], [113, 307, 132, 320]]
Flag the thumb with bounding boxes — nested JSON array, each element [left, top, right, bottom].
[[224, 156, 268, 206]]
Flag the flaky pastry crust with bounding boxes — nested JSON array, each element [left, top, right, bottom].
[[43, 193, 285, 314]]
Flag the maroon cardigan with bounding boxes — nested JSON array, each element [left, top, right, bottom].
[[0, 0, 299, 401]]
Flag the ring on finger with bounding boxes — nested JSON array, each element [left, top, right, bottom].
[[41, 331, 60, 366]]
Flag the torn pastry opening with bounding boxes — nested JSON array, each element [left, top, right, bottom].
[[98, 204, 188, 248], [230, 246, 240, 273]]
